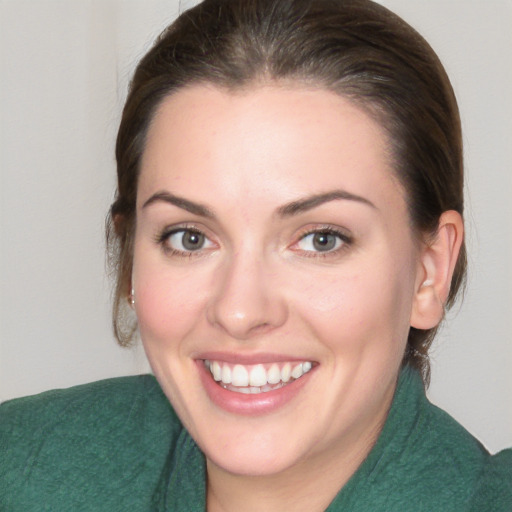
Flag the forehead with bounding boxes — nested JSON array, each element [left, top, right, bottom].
[[138, 84, 405, 213]]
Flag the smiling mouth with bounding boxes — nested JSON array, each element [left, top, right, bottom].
[[203, 360, 314, 394]]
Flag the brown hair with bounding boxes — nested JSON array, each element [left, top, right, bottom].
[[107, 0, 466, 384]]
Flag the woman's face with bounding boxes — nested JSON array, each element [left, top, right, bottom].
[[133, 84, 424, 477]]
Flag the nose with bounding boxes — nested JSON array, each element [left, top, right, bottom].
[[206, 251, 288, 340]]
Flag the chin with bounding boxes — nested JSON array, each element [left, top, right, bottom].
[[204, 439, 305, 477]]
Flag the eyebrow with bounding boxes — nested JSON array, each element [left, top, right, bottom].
[[142, 191, 215, 218], [277, 190, 376, 217], [141, 188, 375, 219]]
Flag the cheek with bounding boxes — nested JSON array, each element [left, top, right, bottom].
[[292, 256, 415, 352], [132, 258, 209, 345]]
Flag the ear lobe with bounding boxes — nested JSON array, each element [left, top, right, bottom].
[[410, 210, 464, 330]]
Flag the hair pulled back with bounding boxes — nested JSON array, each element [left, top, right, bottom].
[[108, 0, 466, 384]]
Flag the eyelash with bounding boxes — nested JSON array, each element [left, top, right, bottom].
[[292, 226, 353, 258], [155, 224, 353, 259], [155, 224, 215, 259]]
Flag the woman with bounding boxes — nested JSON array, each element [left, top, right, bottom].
[[1, 0, 510, 510]]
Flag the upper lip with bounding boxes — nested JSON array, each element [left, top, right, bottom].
[[193, 351, 316, 365]]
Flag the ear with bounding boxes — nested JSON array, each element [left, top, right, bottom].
[[410, 210, 464, 330]]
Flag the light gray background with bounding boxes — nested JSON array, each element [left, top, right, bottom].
[[1, 0, 511, 453]]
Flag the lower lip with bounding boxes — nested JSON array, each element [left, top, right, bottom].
[[197, 361, 314, 416]]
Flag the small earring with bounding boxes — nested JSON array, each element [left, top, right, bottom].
[[129, 288, 135, 305]]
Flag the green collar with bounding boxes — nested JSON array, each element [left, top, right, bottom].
[[158, 366, 488, 511]]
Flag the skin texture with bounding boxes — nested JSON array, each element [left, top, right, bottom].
[[132, 84, 462, 511]]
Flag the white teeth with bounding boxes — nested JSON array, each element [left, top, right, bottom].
[[291, 363, 303, 379], [249, 364, 267, 387], [232, 364, 249, 387], [267, 364, 281, 384], [281, 363, 291, 383], [212, 361, 222, 381], [221, 364, 232, 384], [206, 359, 314, 392]]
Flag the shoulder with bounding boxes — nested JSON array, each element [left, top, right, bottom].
[[469, 448, 512, 511], [410, 382, 512, 510], [344, 368, 512, 511], [0, 375, 184, 509], [2, 373, 161, 412], [0, 374, 178, 442], [411, 379, 512, 508]]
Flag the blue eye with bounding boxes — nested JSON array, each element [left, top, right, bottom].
[[164, 229, 213, 253], [297, 231, 346, 253]]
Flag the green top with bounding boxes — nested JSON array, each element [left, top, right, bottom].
[[1, 367, 511, 511]]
